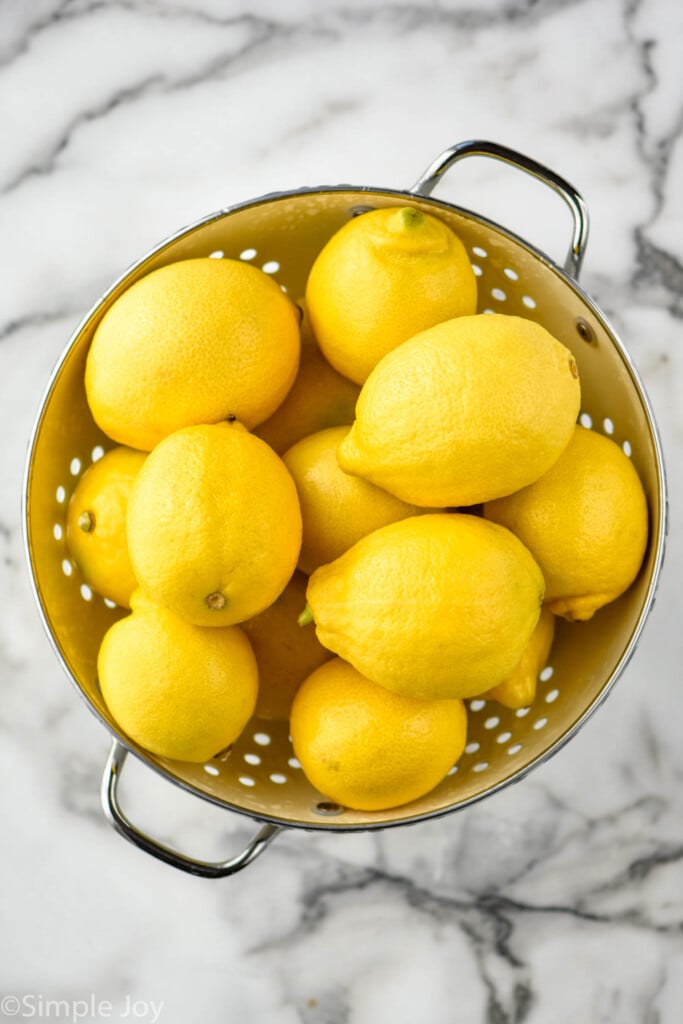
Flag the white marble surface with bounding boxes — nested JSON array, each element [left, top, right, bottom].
[[2, 1, 683, 1021]]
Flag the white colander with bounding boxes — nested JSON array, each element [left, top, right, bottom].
[[23, 140, 667, 877]]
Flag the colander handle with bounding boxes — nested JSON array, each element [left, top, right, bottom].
[[101, 740, 282, 878], [409, 139, 589, 279]]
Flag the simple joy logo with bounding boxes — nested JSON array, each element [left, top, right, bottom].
[[0, 994, 164, 1023]]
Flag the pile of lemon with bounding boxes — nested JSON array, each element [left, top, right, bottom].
[[68, 206, 649, 812]]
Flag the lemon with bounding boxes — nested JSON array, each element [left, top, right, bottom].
[[126, 422, 302, 627], [305, 206, 477, 384], [98, 591, 258, 762], [290, 658, 468, 811], [255, 301, 360, 454], [241, 571, 331, 720], [338, 313, 580, 507], [304, 513, 544, 700], [283, 426, 422, 575], [66, 446, 146, 608], [483, 606, 555, 709], [484, 425, 649, 621], [85, 257, 301, 450]]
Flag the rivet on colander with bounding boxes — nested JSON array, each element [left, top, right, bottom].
[[349, 204, 375, 218], [576, 317, 596, 344], [314, 801, 344, 816]]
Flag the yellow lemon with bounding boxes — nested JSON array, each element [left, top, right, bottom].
[[305, 206, 477, 384], [98, 592, 258, 762], [283, 426, 422, 574], [241, 571, 331, 720], [85, 257, 301, 450], [290, 658, 468, 811], [255, 301, 360, 454], [66, 446, 146, 608], [304, 513, 544, 700], [484, 425, 649, 621], [126, 422, 302, 627], [338, 313, 580, 507], [483, 606, 555, 709]]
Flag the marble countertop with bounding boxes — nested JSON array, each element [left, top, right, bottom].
[[3, 1, 682, 1021]]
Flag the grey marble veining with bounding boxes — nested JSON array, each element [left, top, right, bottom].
[[2, 0, 683, 1021]]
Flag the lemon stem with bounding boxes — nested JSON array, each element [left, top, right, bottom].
[[399, 206, 424, 228], [205, 591, 227, 610], [298, 603, 314, 627], [78, 510, 95, 533]]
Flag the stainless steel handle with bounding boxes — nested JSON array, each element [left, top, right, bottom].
[[101, 740, 281, 878], [410, 139, 589, 279]]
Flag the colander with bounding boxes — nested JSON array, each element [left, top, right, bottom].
[[22, 140, 667, 878]]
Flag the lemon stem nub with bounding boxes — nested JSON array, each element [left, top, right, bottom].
[[205, 591, 227, 610], [78, 510, 95, 533], [298, 603, 314, 627], [399, 207, 424, 228]]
